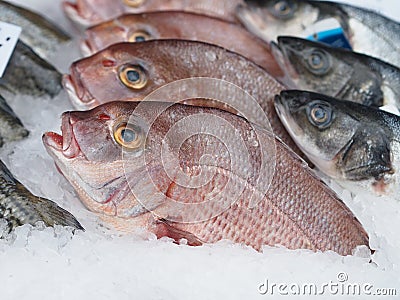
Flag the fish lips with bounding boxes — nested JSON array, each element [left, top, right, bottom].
[[43, 113, 82, 160], [271, 37, 301, 86], [62, 1, 99, 27], [62, 72, 97, 110], [80, 38, 95, 57], [274, 91, 308, 137]]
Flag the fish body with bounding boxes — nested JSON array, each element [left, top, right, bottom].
[[64, 40, 302, 157], [0, 160, 83, 233], [0, 94, 28, 146], [42, 101, 368, 255], [274, 90, 400, 196], [82, 11, 282, 78], [0, 0, 71, 60], [0, 41, 62, 98], [271, 36, 400, 108], [63, 0, 243, 28], [237, 0, 400, 67]]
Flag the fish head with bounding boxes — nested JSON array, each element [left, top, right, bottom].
[[82, 14, 159, 56], [42, 101, 161, 219], [236, 0, 320, 42], [43, 101, 270, 222], [275, 90, 393, 181], [63, 42, 172, 110], [63, 0, 182, 27], [273, 37, 385, 107], [272, 36, 351, 92], [63, 0, 124, 27]]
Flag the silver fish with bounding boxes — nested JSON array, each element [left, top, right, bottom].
[[271, 36, 400, 108], [0, 160, 83, 234], [274, 90, 400, 196], [0, 41, 62, 98], [0, 94, 28, 146], [236, 0, 400, 67], [0, 0, 71, 60]]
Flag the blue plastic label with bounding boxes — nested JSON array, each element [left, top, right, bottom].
[[307, 27, 352, 50], [303, 18, 352, 50]]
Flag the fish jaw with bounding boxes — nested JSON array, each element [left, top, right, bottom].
[[270, 40, 299, 87], [62, 73, 98, 110], [42, 112, 121, 216], [62, 1, 99, 28], [236, 4, 271, 41], [80, 38, 95, 57], [236, 1, 320, 43]]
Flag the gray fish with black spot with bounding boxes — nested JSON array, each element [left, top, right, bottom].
[[0, 160, 83, 235], [0, 0, 71, 60], [236, 0, 400, 67], [271, 36, 400, 109], [0, 94, 28, 146], [0, 41, 62, 98], [274, 90, 400, 197]]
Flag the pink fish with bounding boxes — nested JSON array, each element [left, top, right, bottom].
[[43, 100, 369, 255]]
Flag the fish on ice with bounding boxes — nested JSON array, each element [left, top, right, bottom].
[[81, 11, 283, 78], [274, 90, 400, 196], [43, 100, 369, 255], [0, 160, 83, 234], [236, 0, 400, 67]]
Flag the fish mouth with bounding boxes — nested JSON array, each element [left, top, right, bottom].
[[274, 94, 303, 138], [62, 1, 99, 27], [271, 39, 300, 87], [236, 4, 270, 40], [42, 117, 123, 209], [62, 72, 97, 110], [80, 38, 95, 57], [43, 113, 82, 160]]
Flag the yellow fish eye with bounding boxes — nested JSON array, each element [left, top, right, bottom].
[[113, 123, 143, 149], [123, 0, 145, 8], [118, 65, 147, 90], [129, 30, 152, 43]]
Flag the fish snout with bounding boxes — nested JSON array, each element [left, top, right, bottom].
[[80, 38, 95, 56], [277, 90, 311, 112], [62, 0, 97, 27], [62, 68, 96, 109], [61, 112, 82, 159]]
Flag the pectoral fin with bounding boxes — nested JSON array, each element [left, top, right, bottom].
[[153, 219, 203, 246]]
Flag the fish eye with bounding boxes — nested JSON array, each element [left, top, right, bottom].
[[307, 101, 333, 129], [128, 30, 151, 43], [118, 65, 147, 90], [113, 122, 143, 149], [123, 0, 145, 8], [270, 0, 296, 19], [306, 50, 331, 75]]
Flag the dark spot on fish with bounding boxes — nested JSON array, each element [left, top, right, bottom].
[[6, 37, 10, 41]]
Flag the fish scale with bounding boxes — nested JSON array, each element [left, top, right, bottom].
[[0, 160, 83, 234], [81, 11, 283, 78]]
